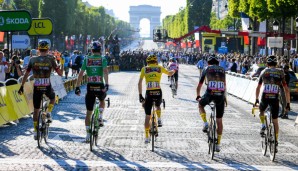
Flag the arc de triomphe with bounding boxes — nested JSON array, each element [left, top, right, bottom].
[[129, 5, 161, 38]]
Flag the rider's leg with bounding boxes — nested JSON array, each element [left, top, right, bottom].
[[216, 118, 223, 144], [216, 98, 225, 145], [144, 97, 153, 141], [271, 101, 280, 142], [85, 92, 96, 136], [33, 90, 42, 132]]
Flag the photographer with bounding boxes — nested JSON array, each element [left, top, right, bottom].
[[8, 55, 22, 80]]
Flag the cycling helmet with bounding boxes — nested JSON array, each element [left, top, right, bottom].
[[38, 40, 49, 50], [146, 54, 157, 63], [207, 54, 219, 62], [91, 41, 102, 50], [266, 55, 277, 63]]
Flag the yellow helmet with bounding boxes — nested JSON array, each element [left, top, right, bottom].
[[38, 40, 49, 50], [146, 54, 157, 63]]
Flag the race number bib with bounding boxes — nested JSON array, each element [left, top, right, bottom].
[[34, 78, 50, 86], [147, 82, 160, 89], [263, 84, 279, 94], [208, 81, 225, 91], [88, 76, 101, 82]]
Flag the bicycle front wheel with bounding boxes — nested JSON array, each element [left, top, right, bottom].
[[269, 123, 277, 161], [37, 111, 43, 148], [151, 119, 155, 152], [90, 114, 96, 151]]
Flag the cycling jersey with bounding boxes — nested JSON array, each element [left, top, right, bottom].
[[199, 65, 226, 95], [139, 64, 170, 90], [27, 55, 58, 79], [81, 55, 107, 84], [167, 62, 179, 71], [258, 68, 286, 99]]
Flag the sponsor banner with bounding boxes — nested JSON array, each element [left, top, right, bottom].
[[28, 18, 53, 36], [6, 84, 31, 119], [50, 75, 67, 99], [0, 10, 32, 31], [12, 35, 30, 49], [0, 86, 18, 126]]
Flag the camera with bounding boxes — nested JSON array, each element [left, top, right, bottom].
[[15, 60, 21, 65]]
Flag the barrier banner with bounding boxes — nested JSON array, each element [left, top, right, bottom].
[[0, 87, 18, 126], [50, 75, 67, 99], [6, 84, 31, 119], [24, 81, 34, 112]]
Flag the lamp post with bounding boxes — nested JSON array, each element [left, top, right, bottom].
[[296, 17, 298, 54], [273, 20, 279, 55], [248, 26, 252, 55]]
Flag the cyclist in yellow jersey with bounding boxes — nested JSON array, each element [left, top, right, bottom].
[[138, 54, 176, 144]]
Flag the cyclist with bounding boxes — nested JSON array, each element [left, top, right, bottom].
[[75, 41, 109, 142], [18, 40, 63, 140], [255, 55, 290, 151], [196, 54, 226, 152], [138, 54, 175, 144], [167, 58, 179, 95]]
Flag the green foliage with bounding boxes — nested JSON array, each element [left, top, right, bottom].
[[210, 12, 235, 30]]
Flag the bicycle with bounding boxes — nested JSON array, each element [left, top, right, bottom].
[[90, 97, 110, 151], [170, 76, 177, 98], [207, 101, 217, 160], [261, 106, 277, 161], [36, 93, 50, 148]]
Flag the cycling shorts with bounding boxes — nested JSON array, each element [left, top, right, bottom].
[[199, 92, 225, 118], [85, 83, 107, 111], [259, 97, 279, 119], [33, 85, 55, 109], [144, 89, 162, 115]]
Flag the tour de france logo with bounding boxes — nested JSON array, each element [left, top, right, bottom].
[[0, 16, 4, 26]]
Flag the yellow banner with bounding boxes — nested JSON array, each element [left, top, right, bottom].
[[0, 87, 18, 126], [24, 81, 34, 113], [27, 18, 53, 36], [6, 84, 31, 119]]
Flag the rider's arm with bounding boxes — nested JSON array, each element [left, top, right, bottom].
[[75, 69, 85, 87], [52, 57, 63, 76], [20, 70, 30, 87], [103, 57, 109, 85], [138, 67, 145, 94], [197, 70, 206, 97], [161, 66, 175, 76], [256, 78, 263, 100]]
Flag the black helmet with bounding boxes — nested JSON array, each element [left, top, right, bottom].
[[207, 54, 219, 62], [38, 40, 49, 50], [91, 41, 102, 50], [266, 55, 277, 63]]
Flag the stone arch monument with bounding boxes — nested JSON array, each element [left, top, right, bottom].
[[129, 5, 161, 38]]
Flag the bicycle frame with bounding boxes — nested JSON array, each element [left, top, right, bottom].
[[261, 107, 277, 161], [90, 96, 110, 151]]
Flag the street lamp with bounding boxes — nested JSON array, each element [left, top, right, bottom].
[[248, 26, 252, 55], [296, 17, 298, 54], [272, 20, 279, 55]]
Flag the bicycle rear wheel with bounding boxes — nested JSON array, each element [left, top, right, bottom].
[[261, 116, 268, 156], [37, 111, 44, 148], [44, 123, 49, 143], [90, 114, 96, 151], [269, 123, 277, 161], [151, 118, 155, 152]]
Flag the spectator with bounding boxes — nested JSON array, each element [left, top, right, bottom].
[[62, 52, 71, 79], [71, 50, 79, 76], [230, 58, 237, 73], [0, 51, 9, 82], [8, 55, 22, 80]]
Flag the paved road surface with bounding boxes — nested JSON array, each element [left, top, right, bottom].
[[0, 63, 298, 170]]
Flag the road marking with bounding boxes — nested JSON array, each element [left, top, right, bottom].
[[0, 158, 297, 170]]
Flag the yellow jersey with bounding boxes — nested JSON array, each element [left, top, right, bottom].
[[140, 64, 170, 90]]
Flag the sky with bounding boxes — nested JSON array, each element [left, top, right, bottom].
[[84, 0, 186, 22]]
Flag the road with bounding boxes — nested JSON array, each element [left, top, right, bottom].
[[0, 40, 298, 170]]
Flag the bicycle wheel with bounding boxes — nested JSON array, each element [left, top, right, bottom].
[[269, 122, 276, 161], [261, 116, 268, 156], [208, 116, 213, 154], [210, 120, 216, 160], [37, 111, 43, 148], [44, 122, 49, 143], [151, 118, 155, 152], [90, 114, 96, 151]]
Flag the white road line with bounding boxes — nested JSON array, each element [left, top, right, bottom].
[[0, 159, 296, 170]]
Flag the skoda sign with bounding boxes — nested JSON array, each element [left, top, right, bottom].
[[0, 10, 32, 31], [12, 35, 30, 49], [28, 18, 53, 36]]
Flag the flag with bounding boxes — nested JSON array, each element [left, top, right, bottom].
[[240, 12, 250, 31], [259, 20, 266, 33], [0, 32, 4, 42]]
